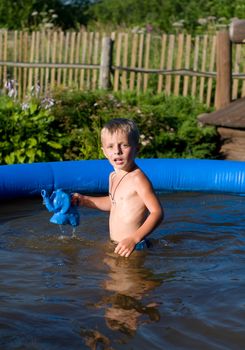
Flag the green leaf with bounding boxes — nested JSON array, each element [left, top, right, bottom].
[[29, 103, 38, 114], [47, 141, 63, 149], [27, 137, 37, 147], [5, 153, 15, 164], [26, 149, 36, 162]]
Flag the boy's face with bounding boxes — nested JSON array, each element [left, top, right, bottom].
[[101, 130, 138, 172]]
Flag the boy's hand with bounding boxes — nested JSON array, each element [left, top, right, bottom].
[[71, 193, 83, 206], [114, 237, 137, 258]]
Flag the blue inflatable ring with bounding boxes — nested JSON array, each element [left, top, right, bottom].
[[0, 159, 245, 199]]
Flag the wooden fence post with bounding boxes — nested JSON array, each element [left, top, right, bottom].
[[229, 19, 245, 43], [99, 36, 112, 89], [215, 30, 232, 110]]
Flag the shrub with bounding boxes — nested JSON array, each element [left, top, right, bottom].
[[0, 97, 62, 164], [0, 90, 219, 165]]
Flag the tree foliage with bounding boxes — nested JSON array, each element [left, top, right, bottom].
[[87, 0, 245, 32], [0, 0, 244, 32], [0, 0, 90, 30], [0, 0, 34, 29]]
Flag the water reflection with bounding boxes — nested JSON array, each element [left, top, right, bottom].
[[102, 246, 161, 335], [80, 244, 162, 349]]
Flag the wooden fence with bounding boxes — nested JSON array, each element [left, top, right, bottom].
[[0, 29, 244, 107]]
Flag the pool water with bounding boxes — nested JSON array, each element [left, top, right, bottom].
[[0, 192, 244, 350]]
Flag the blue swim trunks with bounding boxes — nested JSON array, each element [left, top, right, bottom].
[[111, 238, 152, 251], [134, 238, 152, 251]]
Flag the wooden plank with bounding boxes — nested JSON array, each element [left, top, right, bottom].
[[13, 31, 18, 83], [34, 31, 40, 95], [232, 44, 241, 99], [183, 34, 191, 96], [63, 31, 70, 87], [68, 32, 76, 86], [215, 30, 232, 109], [165, 34, 175, 95], [86, 32, 94, 89], [242, 45, 245, 97], [50, 31, 57, 89], [206, 35, 216, 107], [136, 33, 144, 92], [122, 33, 128, 91], [143, 33, 151, 92], [18, 31, 23, 99], [28, 32, 35, 93], [199, 35, 208, 103], [80, 31, 87, 90], [23, 32, 28, 98], [40, 31, 45, 94], [3, 31, 7, 87], [45, 31, 51, 93], [129, 34, 138, 91], [191, 36, 199, 98], [92, 32, 100, 89], [74, 31, 81, 84], [57, 31, 64, 86], [113, 32, 122, 92], [174, 33, 184, 96], [157, 34, 167, 93], [99, 36, 112, 89], [0, 61, 101, 69], [0, 31, 2, 83]]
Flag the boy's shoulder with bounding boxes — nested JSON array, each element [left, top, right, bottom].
[[109, 171, 116, 181], [132, 167, 151, 183]]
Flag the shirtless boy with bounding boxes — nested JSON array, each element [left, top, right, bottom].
[[72, 118, 163, 257]]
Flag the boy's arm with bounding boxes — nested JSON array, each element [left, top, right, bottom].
[[114, 173, 163, 257], [72, 193, 111, 212]]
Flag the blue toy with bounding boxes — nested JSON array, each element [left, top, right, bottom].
[[41, 189, 80, 227]]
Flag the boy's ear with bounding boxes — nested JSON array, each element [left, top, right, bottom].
[[101, 146, 108, 159]]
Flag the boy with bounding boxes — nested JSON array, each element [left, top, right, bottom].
[[72, 118, 163, 257]]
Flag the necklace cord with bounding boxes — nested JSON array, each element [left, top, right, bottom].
[[109, 172, 129, 203]]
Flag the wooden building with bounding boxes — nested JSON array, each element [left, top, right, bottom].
[[198, 97, 245, 160], [198, 19, 245, 161]]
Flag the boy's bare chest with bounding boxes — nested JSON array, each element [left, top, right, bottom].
[[109, 175, 134, 206]]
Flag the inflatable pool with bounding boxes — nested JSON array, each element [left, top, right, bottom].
[[0, 158, 245, 199]]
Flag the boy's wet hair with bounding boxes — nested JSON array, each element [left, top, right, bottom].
[[101, 118, 140, 144]]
